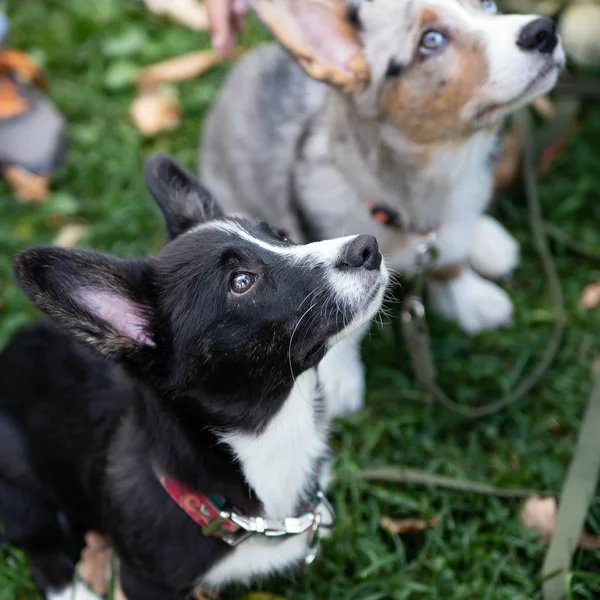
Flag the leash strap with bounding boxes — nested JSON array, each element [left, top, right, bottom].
[[400, 107, 565, 418], [541, 374, 600, 599]]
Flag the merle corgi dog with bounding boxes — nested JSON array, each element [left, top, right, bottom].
[[0, 155, 388, 599]]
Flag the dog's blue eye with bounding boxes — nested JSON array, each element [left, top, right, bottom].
[[481, 0, 498, 14], [419, 30, 447, 56], [231, 272, 256, 294]]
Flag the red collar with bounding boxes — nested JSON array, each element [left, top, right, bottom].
[[158, 474, 242, 542], [156, 469, 332, 549]]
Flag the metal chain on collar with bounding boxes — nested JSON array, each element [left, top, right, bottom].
[[208, 488, 335, 566], [400, 108, 566, 418]]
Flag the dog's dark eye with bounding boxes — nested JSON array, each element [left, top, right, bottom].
[[276, 228, 290, 242], [481, 0, 498, 14], [419, 30, 447, 56], [231, 272, 256, 294]]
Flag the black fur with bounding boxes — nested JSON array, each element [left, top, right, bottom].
[[0, 154, 382, 598]]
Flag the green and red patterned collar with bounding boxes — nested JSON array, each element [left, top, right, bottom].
[[155, 469, 335, 562]]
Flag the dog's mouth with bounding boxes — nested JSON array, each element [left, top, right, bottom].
[[474, 59, 563, 123]]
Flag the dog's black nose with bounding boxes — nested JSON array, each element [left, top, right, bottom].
[[340, 234, 382, 270], [517, 17, 558, 54]]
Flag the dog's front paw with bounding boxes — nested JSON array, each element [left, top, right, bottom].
[[428, 268, 514, 334], [318, 338, 365, 418], [470, 215, 519, 280]]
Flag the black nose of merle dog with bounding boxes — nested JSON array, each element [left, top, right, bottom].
[[340, 234, 382, 271], [517, 17, 558, 54]]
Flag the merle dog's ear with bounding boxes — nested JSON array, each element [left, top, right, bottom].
[[14, 247, 155, 359], [144, 153, 224, 240], [253, 0, 369, 94]]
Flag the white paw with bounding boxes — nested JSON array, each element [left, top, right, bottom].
[[47, 581, 103, 600], [428, 269, 514, 335], [318, 336, 365, 418], [470, 215, 519, 280]]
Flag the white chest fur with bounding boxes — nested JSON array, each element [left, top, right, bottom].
[[202, 369, 330, 588]]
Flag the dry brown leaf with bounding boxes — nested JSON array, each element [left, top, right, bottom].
[[77, 532, 112, 596], [380, 515, 439, 534], [580, 282, 600, 311], [532, 96, 556, 120], [144, 0, 209, 31], [53, 224, 89, 247], [136, 49, 241, 88], [520, 495, 600, 548], [130, 86, 181, 136], [493, 126, 521, 192], [578, 531, 600, 550], [3, 165, 49, 203], [520, 495, 556, 543], [0, 48, 47, 89], [558, 4, 600, 67], [538, 134, 572, 177]]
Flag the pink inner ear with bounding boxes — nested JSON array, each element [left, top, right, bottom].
[[76, 287, 154, 347]]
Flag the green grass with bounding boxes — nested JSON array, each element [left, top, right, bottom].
[[2, 1, 600, 598]]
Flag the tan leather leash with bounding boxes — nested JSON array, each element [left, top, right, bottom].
[[400, 107, 567, 418]]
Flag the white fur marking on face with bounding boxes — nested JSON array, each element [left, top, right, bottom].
[[471, 12, 565, 120], [190, 220, 357, 262], [190, 220, 389, 321], [204, 369, 329, 587]]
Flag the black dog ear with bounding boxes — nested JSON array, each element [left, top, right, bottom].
[[13, 247, 155, 359], [144, 153, 224, 240]]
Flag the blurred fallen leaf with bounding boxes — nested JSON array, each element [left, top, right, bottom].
[[137, 49, 242, 88], [579, 531, 600, 550], [130, 85, 181, 136], [580, 282, 600, 311], [144, 0, 209, 31], [558, 3, 600, 68], [520, 495, 600, 549], [380, 515, 438, 534], [538, 135, 570, 176], [53, 224, 89, 247], [77, 532, 111, 596], [521, 495, 556, 543], [494, 126, 521, 192], [0, 48, 47, 89], [3, 166, 49, 203], [532, 96, 556, 120]]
